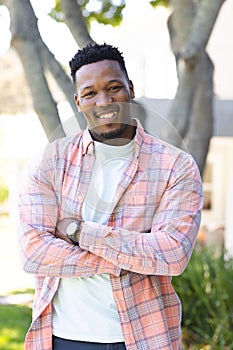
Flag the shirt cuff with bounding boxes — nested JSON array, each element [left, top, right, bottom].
[[79, 221, 121, 276]]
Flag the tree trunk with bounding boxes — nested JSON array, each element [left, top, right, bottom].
[[166, 0, 224, 175], [38, 41, 87, 130], [185, 52, 214, 173], [13, 39, 65, 141], [39, 41, 77, 114], [6, 0, 66, 141], [169, 0, 194, 60], [165, 61, 197, 148], [59, 0, 95, 48], [182, 0, 226, 59], [166, 0, 196, 148]]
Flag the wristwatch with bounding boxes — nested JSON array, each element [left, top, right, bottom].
[[66, 220, 82, 245]]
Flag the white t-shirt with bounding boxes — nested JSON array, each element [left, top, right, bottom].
[[52, 139, 134, 342]]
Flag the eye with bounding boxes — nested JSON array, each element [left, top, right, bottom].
[[82, 91, 96, 99], [109, 84, 123, 92]]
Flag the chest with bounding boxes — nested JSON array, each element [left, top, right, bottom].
[[56, 153, 169, 230]]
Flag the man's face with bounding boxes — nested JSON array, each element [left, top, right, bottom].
[[74, 60, 135, 144]]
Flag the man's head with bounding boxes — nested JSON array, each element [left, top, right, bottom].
[[69, 43, 135, 145], [69, 43, 130, 85]]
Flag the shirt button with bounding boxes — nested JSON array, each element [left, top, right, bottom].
[[118, 254, 122, 260], [78, 195, 82, 201]]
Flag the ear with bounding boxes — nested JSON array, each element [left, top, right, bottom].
[[129, 80, 135, 99], [74, 94, 81, 112]]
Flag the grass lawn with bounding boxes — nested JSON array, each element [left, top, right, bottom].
[[0, 304, 31, 350], [0, 290, 33, 350]]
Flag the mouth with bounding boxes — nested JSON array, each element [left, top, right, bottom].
[[95, 108, 119, 120]]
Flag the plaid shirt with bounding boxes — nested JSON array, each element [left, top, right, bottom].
[[18, 121, 203, 350]]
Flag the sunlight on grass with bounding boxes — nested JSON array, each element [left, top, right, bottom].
[[0, 304, 31, 350], [8, 288, 34, 296]]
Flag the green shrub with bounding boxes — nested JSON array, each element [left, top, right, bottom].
[[173, 246, 233, 349]]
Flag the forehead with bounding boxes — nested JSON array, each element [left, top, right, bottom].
[[75, 59, 127, 88]]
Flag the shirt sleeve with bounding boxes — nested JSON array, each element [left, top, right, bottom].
[[18, 144, 121, 278], [79, 153, 203, 276]]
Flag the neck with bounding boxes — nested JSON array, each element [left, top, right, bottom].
[[90, 124, 136, 146]]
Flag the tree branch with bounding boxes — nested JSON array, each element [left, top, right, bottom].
[[182, 0, 226, 60], [59, 0, 95, 48], [8, 0, 66, 140]]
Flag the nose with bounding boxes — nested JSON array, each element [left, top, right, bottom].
[[96, 91, 113, 106]]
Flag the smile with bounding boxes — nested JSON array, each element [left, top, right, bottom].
[[97, 111, 118, 119]]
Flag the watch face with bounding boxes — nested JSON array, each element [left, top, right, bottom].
[[66, 221, 79, 236]]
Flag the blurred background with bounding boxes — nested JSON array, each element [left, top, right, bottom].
[[0, 0, 233, 348]]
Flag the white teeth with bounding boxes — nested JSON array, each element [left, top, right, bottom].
[[98, 112, 117, 119]]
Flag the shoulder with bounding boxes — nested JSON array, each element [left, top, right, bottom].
[[141, 131, 189, 160], [43, 130, 85, 160], [140, 132, 201, 179]]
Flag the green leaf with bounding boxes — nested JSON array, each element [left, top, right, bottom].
[[149, 0, 169, 8], [49, 0, 126, 27], [172, 246, 233, 348]]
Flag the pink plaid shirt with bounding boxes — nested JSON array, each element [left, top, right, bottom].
[[18, 121, 203, 350]]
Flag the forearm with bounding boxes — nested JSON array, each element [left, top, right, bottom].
[[18, 222, 121, 277], [79, 213, 201, 276]]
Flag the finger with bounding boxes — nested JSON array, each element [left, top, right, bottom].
[[54, 229, 73, 244]]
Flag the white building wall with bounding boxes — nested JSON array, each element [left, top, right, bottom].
[[224, 139, 233, 257], [201, 137, 233, 256]]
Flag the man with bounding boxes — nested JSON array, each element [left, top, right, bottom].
[[18, 43, 203, 350]]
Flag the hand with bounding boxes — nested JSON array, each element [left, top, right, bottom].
[[54, 217, 81, 245], [54, 228, 73, 244]]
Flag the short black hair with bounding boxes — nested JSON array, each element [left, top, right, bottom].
[[69, 42, 130, 84]]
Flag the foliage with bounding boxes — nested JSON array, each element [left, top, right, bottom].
[[49, 0, 126, 29], [172, 246, 233, 349], [0, 304, 31, 350], [149, 0, 169, 8]]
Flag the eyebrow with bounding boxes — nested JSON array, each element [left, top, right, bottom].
[[80, 85, 94, 92], [79, 79, 124, 93]]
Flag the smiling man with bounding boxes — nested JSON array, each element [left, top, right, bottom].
[[18, 43, 203, 350], [74, 55, 135, 145]]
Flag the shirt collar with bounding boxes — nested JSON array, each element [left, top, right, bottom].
[[81, 118, 146, 156]]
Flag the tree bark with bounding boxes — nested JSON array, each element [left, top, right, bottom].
[[59, 0, 95, 48], [169, 0, 194, 59], [166, 0, 196, 148], [38, 40, 87, 130], [164, 62, 197, 148], [185, 53, 214, 175], [182, 0, 226, 60], [13, 39, 65, 141], [39, 41, 77, 114], [6, 0, 66, 141], [166, 0, 224, 175]]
